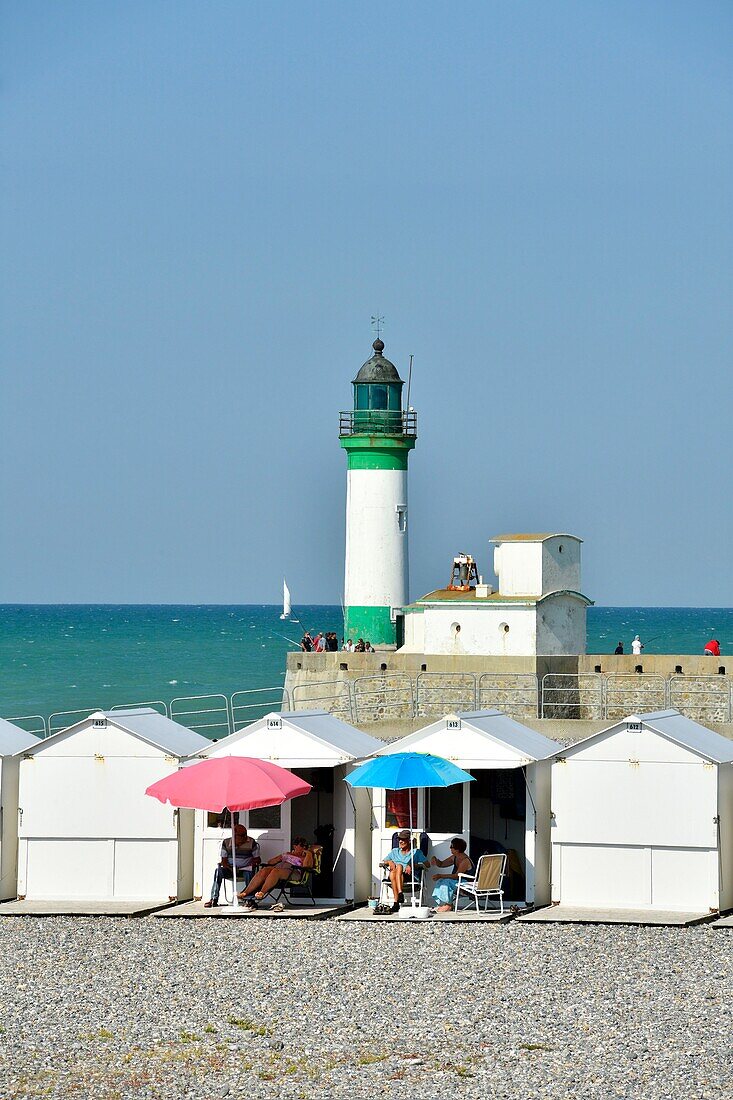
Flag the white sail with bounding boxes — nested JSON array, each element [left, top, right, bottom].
[[280, 578, 292, 620]]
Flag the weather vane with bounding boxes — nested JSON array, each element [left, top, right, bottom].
[[371, 314, 385, 341]]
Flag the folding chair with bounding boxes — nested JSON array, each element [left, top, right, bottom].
[[379, 832, 430, 907], [454, 853, 507, 914], [269, 845, 323, 907]]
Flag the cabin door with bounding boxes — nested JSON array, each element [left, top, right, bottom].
[[421, 783, 470, 863]]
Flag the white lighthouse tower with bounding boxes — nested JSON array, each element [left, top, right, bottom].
[[339, 338, 417, 646]]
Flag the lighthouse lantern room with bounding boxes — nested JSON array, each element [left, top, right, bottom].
[[339, 338, 417, 647]]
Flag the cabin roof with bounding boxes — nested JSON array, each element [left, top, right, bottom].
[[19, 707, 209, 758], [559, 708, 733, 764], [378, 708, 563, 764], [197, 709, 382, 762], [0, 717, 39, 755]]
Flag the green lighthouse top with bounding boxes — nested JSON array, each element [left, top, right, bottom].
[[352, 339, 404, 386], [339, 336, 417, 465], [343, 338, 415, 438]]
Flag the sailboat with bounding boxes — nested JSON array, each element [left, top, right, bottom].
[[280, 578, 293, 620]]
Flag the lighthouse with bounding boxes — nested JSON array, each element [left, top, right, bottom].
[[339, 338, 417, 646]]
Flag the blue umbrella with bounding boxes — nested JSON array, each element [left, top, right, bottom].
[[345, 752, 474, 790], [346, 753, 474, 913]]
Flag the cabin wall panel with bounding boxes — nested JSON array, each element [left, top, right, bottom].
[[113, 840, 174, 898], [650, 847, 717, 911], [719, 767, 733, 911], [565, 728, 701, 764], [0, 757, 22, 900], [552, 760, 717, 849], [19, 757, 178, 840], [23, 839, 114, 899], [33, 725, 163, 758], [557, 844, 652, 907]]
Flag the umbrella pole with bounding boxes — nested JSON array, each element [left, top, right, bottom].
[[231, 810, 239, 908], [409, 788, 417, 910]]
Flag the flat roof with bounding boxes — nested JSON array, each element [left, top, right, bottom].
[[411, 589, 540, 605], [406, 588, 593, 609], [490, 533, 582, 544]]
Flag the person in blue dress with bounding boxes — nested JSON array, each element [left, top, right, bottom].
[[430, 838, 473, 912], [380, 829, 429, 909]]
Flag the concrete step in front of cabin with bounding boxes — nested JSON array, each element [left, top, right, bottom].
[[517, 905, 716, 927], [0, 899, 175, 917]]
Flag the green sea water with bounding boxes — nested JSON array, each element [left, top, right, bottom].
[[1, 604, 732, 720]]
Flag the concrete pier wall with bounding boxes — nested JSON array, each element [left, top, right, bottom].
[[284, 652, 733, 725]]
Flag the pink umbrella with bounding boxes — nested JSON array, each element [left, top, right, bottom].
[[146, 757, 312, 908]]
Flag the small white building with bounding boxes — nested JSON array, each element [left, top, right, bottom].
[[372, 709, 562, 907], [16, 708, 209, 902], [551, 709, 733, 913], [192, 710, 382, 903], [0, 718, 39, 900], [401, 534, 592, 656]]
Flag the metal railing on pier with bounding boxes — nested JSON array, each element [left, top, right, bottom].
[[169, 694, 231, 740], [231, 687, 291, 731], [14, 670, 733, 740]]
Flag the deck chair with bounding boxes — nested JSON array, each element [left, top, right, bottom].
[[454, 853, 507, 914], [269, 845, 323, 907]]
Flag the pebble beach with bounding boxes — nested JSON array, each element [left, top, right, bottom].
[[1, 917, 732, 1099]]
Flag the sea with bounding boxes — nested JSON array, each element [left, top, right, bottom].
[[1, 604, 732, 721]]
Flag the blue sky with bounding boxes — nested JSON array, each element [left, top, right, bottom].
[[2, 1, 731, 606]]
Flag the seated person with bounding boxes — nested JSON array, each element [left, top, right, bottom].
[[430, 837, 473, 912], [380, 829, 429, 909], [238, 836, 314, 909], [204, 823, 260, 908]]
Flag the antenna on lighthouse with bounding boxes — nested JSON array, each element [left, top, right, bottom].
[[406, 354, 414, 411]]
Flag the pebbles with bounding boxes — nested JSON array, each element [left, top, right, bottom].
[[0, 917, 731, 1098]]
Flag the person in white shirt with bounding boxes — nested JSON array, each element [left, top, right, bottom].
[[631, 635, 644, 655]]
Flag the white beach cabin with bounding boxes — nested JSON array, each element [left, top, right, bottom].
[[372, 710, 562, 907], [192, 710, 381, 904], [551, 709, 733, 913], [0, 718, 39, 900], [16, 708, 209, 902]]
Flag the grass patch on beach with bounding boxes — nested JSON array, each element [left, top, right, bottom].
[[519, 1042, 554, 1053], [227, 1016, 271, 1037]]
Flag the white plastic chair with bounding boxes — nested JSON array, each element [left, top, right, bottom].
[[454, 853, 507, 914]]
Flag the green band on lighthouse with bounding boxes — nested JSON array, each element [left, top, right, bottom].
[[340, 434, 415, 470], [344, 605, 395, 646]]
